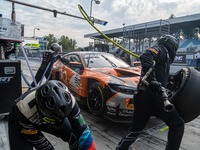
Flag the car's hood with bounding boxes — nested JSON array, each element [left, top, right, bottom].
[[94, 67, 140, 76], [85, 67, 140, 86]]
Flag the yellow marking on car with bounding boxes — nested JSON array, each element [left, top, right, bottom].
[[125, 103, 134, 110]]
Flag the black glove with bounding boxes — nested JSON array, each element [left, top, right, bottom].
[[149, 80, 160, 92]]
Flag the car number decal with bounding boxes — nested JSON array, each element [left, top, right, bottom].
[[69, 73, 80, 89], [59, 68, 67, 83]]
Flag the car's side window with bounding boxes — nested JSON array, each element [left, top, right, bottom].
[[63, 54, 83, 74], [60, 56, 69, 65], [64, 54, 80, 63]]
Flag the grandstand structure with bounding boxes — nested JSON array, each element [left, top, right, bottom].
[[84, 13, 200, 55]]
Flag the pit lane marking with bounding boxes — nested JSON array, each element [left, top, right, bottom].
[[136, 123, 168, 142]]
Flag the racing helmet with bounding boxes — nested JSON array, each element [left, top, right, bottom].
[[115, 47, 122, 55], [157, 35, 179, 63], [50, 43, 61, 54], [35, 80, 72, 121]]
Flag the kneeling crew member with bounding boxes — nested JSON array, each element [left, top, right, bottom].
[[9, 80, 95, 150]]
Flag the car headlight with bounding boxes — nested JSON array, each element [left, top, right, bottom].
[[109, 84, 137, 95]]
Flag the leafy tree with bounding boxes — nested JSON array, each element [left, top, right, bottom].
[[59, 35, 77, 52], [44, 34, 57, 50], [168, 14, 200, 39], [180, 27, 200, 39], [59, 35, 69, 52], [169, 14, 176, 19]]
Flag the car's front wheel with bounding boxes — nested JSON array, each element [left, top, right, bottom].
[[87, 82, 106, 116]]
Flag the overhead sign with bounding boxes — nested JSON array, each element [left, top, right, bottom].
[[94, 18, 108, 26], [24, 43, 40, 47]]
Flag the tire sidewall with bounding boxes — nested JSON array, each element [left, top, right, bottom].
[[87, 82, 106, 116]]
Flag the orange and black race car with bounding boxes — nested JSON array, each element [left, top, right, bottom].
[[52, 51, 141, 122]]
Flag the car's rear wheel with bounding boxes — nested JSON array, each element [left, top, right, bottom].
[[87, 82, 106, 116]]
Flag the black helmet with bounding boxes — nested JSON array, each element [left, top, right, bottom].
[[35, 80, 72, 122], [50, 43, 60, 53], [157, 35, 179, 63]]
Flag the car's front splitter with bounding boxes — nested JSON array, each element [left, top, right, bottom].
[[104, 106, 134, 123]]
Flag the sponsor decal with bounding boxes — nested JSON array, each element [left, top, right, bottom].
[[24, 43, 40, 47], [107, 101, 116, 107], [69, 73, 80, 89], [122, 109, 133, 114], [0, 76, 13, 84], [119, 109, 133, 117], [59, 68, 68, 83], [125, 104, 134, 110], [21, 130, 38, 135], [119, 112, 133, 117], [107, 107, 116, 112], [107, 111, 116, 116], [84, 54, 100, 58], [68, 84, 78, 93]]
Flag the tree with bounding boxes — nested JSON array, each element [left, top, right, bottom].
[[44, 34, 57, 49], [180, 27, 200, 39], [59, 35, 69, 52], [169, 14, 176, 19], [59, 35, 77, 52]]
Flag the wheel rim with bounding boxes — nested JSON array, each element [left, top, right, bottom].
[[88, 87, 102, 113]]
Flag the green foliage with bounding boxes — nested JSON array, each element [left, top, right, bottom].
[[180, 27, 200, 39], [169, 14, 176, 19], [168, 14, 199, 39], [58, 35, 77, 52], [44, 34, 77, 51], [44, 34, 57, 50]]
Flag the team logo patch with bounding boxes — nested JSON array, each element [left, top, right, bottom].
[[21, 130, 38, 135], [148, 48, 158, 54]]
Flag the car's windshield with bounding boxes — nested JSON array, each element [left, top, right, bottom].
[[82, 53, 130, 68]]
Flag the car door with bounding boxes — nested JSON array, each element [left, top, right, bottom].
[[61, 54, 82, 94]]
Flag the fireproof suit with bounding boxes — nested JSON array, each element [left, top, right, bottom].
[[8, 88, 95, 150], [116, 45, 185, 150], [30, 50, 59, 88]]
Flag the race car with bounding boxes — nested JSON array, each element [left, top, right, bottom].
[[52, 51, 141, 122]]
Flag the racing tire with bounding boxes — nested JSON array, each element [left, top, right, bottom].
[[168, 67, 200, 123], [87, 82, 106, 116]]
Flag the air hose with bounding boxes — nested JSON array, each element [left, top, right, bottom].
[[20, 43, 37, 87], [78, 4, 140, 59]]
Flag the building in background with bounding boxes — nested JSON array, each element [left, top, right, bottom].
[[18, 36, 47, 58]]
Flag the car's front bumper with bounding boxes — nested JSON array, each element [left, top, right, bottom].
[[105, 105, 134, 123]]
